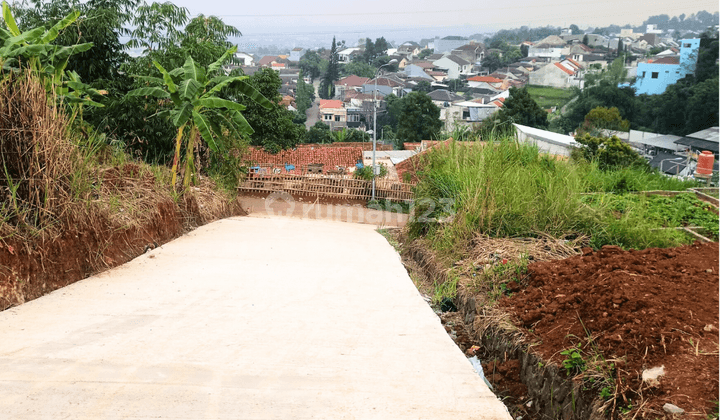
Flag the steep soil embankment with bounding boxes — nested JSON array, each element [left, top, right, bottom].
[[0, 171, 246, 310]]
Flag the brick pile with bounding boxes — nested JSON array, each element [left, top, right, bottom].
[[246, 146, 364, 174]]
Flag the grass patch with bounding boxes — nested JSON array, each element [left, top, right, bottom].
[[526, 85, 576, 110], [407, 139, 703, 255]]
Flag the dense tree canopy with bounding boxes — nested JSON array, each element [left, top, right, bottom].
[[236, 68, 305, 152], [496, 87, 548, 129], [396, 92, 442, 144]]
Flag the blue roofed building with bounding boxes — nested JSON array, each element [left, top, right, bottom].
[[633, 39, 700, 95]]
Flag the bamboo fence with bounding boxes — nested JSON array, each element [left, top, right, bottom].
[[238, 173, 415, 202]]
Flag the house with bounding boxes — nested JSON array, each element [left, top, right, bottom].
[[619, 28, 642, 41], [289, 47, 306, 62], [270, 62, 286, 71], [425, 53, 446, 61], [319, 99, 347, 131], [362, 76, 406, 97], [451, 43, 486, 64], [403, 64, 434, 80], [528, 59, 583, 89], [432, 55, 471, 79], [440, 100, 498, 131], [387, 55, 409, 69], [637, 33, 660, 47], [258, 56, 278, 67], [234, 52, 255, 66], [435, 36, 471, 54], [427, 89, 464, 107], [528, 35, 567, 60], [397, 41, 422, 58], [334, 75, 371, 99], [338, 47, 362, 63], [633, 39, 700, 95], [466, 75, 504, 90], [426, 70, 448, 82]]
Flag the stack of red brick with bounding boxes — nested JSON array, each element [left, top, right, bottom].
[[246, 146, 364, 174]]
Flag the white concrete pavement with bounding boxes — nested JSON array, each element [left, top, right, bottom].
[[0, 216, 511, 419]]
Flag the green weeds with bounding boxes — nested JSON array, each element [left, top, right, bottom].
[[408, 139, 707, 254]]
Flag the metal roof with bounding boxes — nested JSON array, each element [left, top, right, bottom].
[[513, 124, 578, 147], [633, 134, 685, 151], [674, 137, 720, 153], [686, 127, 719, 143]]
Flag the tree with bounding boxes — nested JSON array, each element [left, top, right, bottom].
[[412, 80, 432, 92], [294, 73, 314, 119], [560, 81, 636, 133], [299, 50, 323, 82], [446, 78, 466, 92], [376, 94, 402, 132], [418, 49, 433, 59], [126, 49, 272, 190], [569, 24, 582, 35], [584, 57, 627, 88], [616, 38, 623, 57], [341, 61, 374, 78], [484, 52, 503, 73], [576, 106, 630, 136], [582, 34, 589, 46], [396, 92, 442, 144], [319, 36, 339, 99], [305, 121, 332, 144], [572, 134, 646, 170], [234, 68, 306, 152], [15, 0, 140, 85], [495, 87, 548, 129]]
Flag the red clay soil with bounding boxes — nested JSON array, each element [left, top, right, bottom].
[[503, 242, 719, 417], [0, 166, 246, 311]]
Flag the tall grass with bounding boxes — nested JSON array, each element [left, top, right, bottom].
[[408, 139, 703, 254], [409, 140, 599, 252]]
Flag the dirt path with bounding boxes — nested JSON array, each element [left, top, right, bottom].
[[0, 217, 510, 419]]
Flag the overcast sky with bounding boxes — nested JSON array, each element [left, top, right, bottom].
[[167, 0, 719, 37]]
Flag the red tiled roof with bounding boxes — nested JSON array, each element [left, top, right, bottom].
[[554, 62, 575, 75], [335, 75, 371, 87], [467, 76, 503, 83], [490, 97, 505, 107], [319, 99, 344, 109], [245, 146, 364, 174], [271, 62, 286, 68], [565, 58, 583, 69]]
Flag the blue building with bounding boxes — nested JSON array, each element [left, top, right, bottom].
[[633, 39, 700, 95]]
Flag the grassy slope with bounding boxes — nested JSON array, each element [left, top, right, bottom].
[[407, 140, 702, 254], [526, 85, 575, 109]]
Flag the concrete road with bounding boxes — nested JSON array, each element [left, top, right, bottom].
[[0, 216, 510, 420]]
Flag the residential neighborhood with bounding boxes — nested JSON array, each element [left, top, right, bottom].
[[221, 10, 718, 183]]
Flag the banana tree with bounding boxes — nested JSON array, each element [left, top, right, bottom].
[[0, 1, 92, 88], [126, 47, 272, 190]]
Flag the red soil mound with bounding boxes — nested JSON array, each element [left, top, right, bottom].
[[503, 242, 719, 416]]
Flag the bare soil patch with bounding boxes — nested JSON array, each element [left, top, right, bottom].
[[503, 242, 719, 417]]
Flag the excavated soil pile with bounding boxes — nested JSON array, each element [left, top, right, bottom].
[[503, 242, 719, 416]]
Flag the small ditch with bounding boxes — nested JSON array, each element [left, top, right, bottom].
[[391, 230, 605, 420]]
